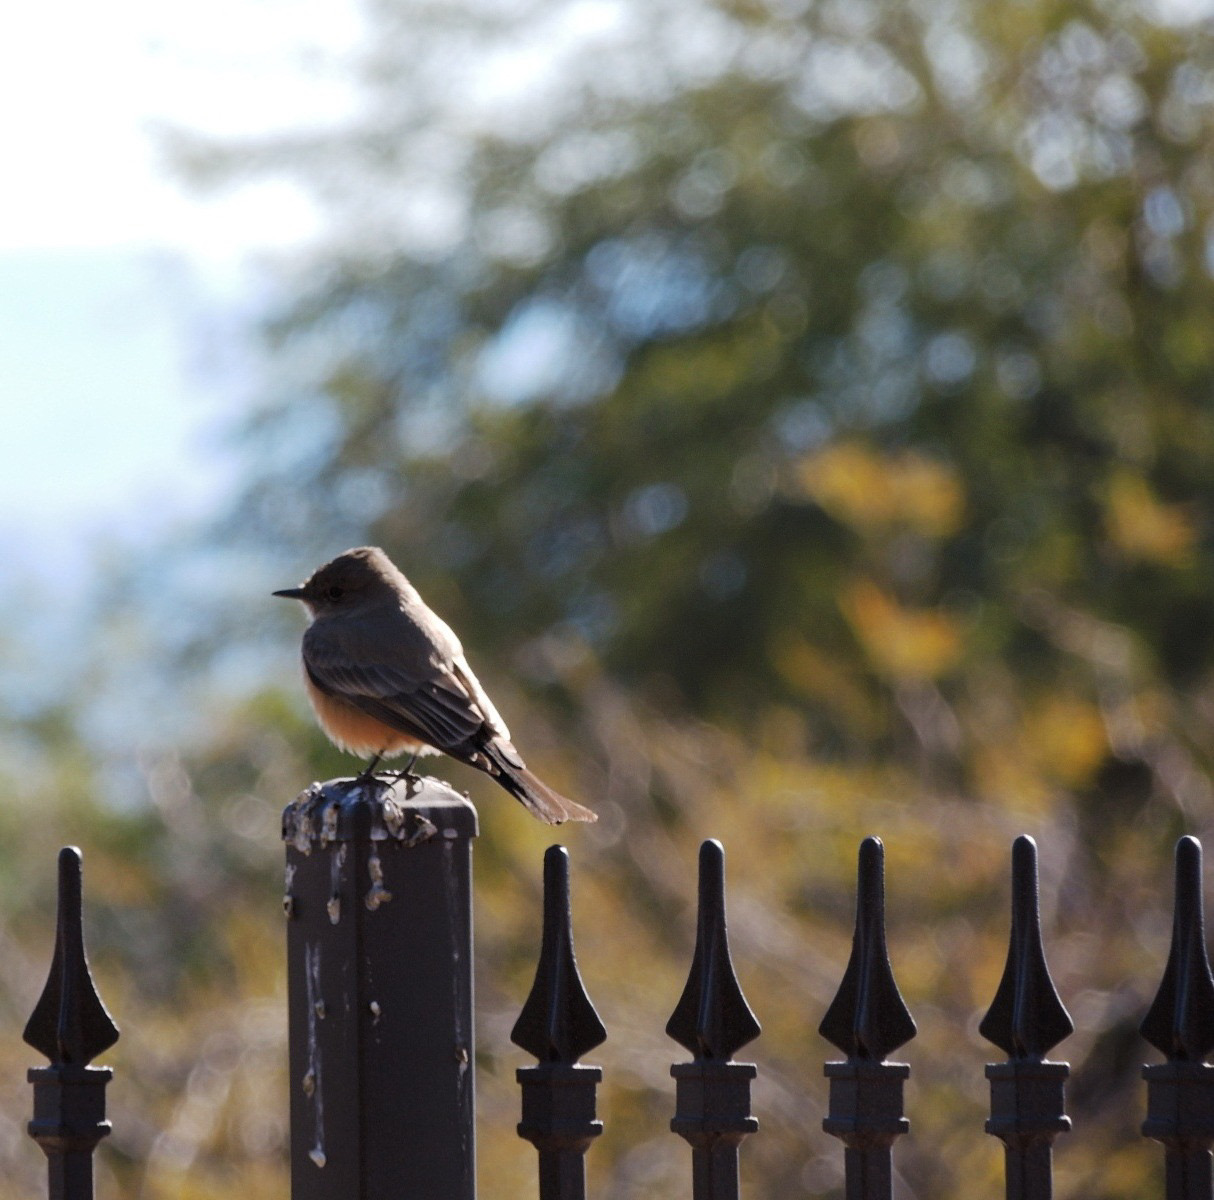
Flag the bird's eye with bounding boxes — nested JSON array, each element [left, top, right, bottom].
[[326, 586, 344, 601]]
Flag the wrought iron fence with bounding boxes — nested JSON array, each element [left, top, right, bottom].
[[21, 777, 1214, 1200]]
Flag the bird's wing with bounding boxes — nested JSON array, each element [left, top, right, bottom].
[[450, 653, 514, 744], [303, 622, 486, 751]]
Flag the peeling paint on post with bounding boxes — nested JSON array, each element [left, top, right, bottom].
[[283, 775, 478, 1200]]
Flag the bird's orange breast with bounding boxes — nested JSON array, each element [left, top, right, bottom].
[[303, 674, 430, 758]]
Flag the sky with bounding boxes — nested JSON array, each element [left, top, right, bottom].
[[0, 0, 364, 585]]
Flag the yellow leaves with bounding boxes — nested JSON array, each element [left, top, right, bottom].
[[772, 634, 882, 732], [842, 579, 964, 681], [1022, 693, 1108, 787], [973, 690, 1109, 808], [972, 742, 1051, 814], [1105, 470, 1195, 566], [796, 441, 965, 538], [74, 846, 159, 906]]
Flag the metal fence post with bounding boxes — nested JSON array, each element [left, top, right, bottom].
[[666, 839, 761, 1200], [283, 775, 479, 1200], [512, 845, 606, 1200], [24, 847, 120, 1200], [979, 836, 1074, 1200], [1141, 836, 1214, 1200], [820, 837, 916, 1200]]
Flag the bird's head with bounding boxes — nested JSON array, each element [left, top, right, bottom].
[[273, 546, 402, 617]]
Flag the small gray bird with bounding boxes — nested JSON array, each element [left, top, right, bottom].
[[274, 546, 597, 825]]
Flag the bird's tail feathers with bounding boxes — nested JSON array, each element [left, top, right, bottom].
[[488, 749, 597, 825]]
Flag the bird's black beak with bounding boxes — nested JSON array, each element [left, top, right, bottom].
[[273, 587, 307, 599]]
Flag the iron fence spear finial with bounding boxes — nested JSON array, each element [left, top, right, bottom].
[[24, 848, 119, 1067], [513, 845, 606, 1064], [820, 837, 915, 1200], [1141, 836, 1214, 1200], [667, 839, 761, 1061], [513, 844, 606, 1200], [666, 839, 760, 1200], [980, 835, 1073, 1200], [980, 835, 1073, 1060], [24, 847, 120, 1200], [1142, 836, 1214, 1063], [819, 836, 915, 1061]]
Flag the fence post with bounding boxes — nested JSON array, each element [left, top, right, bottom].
[[282, 775, 478, 1200], [24, 847, 120, 1200], [979, 835, 1073, 1200], [820, 837, 916, 1200], [666, 839, 761, 1200], [512, 845, 606, 1200], [1141, 835, 1214, 1200]]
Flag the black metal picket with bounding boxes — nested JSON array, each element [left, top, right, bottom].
[[23, 847, 119, 1200], [22, 819, 1214, 1200], [819, 836, 917, 1200], [512, 844, 607, 1200], [665, 839, 761, 1200], [1141, 836, 1214, 1200], [979, 835, 1074, 1200]]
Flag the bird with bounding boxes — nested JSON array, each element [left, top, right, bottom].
[[273, 546, 597, 825]]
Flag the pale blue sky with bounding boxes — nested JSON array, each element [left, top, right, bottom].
[[0, 0, 361, 586], [1, 251, 207, 525]]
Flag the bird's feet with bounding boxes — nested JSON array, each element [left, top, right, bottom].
[[354, 753, 384, 785], [355, 753, 417, 786], [376, 753, 419, 782]]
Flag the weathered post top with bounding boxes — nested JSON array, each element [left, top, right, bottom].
[[282, 773, 479, 850], [283, 774, 478, 1200]]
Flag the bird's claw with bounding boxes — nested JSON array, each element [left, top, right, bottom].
[[355, 753, 418, 788]]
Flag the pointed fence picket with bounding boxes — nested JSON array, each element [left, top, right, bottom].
[[23, 848, 119, 1200], [1141, 836, 1214, 1200], [512, 844, 607, 1200], [979, 835, 1074, 1200], [818, 836, 916, 1200], [664, 839, 760, 1200]]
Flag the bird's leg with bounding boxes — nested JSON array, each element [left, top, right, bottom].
[[356, 752, 384, 783], [379, 752, 419, 781]]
